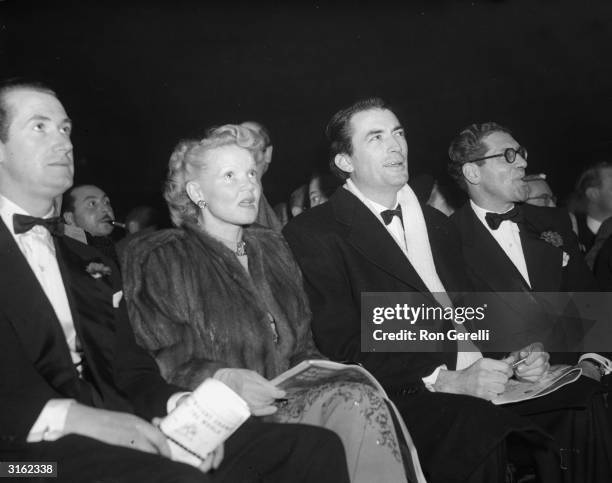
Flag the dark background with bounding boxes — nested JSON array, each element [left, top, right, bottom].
[[2, 0, 612, 219]]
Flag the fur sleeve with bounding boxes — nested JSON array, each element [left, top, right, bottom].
[[122, 229, 229, 386]]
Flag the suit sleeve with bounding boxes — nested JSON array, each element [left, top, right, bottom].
[[283, 221, 454, 393], [0, 314, 62, 443]]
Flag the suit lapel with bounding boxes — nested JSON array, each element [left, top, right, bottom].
[[458, 204, 531, 292], [518, 210, 563, 291], [331, 189, 432, 294], [0, 219, 81, 396]]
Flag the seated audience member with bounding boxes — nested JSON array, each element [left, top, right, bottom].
[[62, 184, 120, 265], [122, 126, 418, 483], [283, 98, 562, 483], [524, 174, 557, 208], [447, 122, 611, 480], [240, 121, 284, 232], [275, 173, 340, 226], [115, 205, 159, 259], [0, 80, 350, 483], [573, 161, 612, 251], [308, 172, 341, 208]]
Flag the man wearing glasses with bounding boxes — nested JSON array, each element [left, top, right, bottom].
[[448, 122, 596, 351], [448, 123, 611, 480]]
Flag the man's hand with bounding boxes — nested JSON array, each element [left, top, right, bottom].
[[64, 403, 171, 457], [214, 368, 285, 416], [152, 417, 224, 474], [434, 358, 512, 400], [505, 342, 550, 382], [199, 444, 224, 472]]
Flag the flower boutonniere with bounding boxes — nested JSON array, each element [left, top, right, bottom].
[[540, 231, 570, 267], [85, 259, 112, 279], [540, 230, 563, 247]]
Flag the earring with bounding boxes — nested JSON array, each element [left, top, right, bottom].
[[197, 200, 207, 209]]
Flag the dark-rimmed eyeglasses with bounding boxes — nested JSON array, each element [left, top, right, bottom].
[[469, 146, 528, 164]]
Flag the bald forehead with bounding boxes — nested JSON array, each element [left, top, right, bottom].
[[72, 185, 107, 200]]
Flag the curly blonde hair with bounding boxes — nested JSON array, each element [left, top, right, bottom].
[[164, 125, 264, 227]]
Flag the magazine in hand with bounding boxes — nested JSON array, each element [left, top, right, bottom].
[[492, 364, 582, 405], [160, 378, 250, 466], [270, 359, 387, 394]]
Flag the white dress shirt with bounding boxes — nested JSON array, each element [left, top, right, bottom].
[[586, 215, 602, 236], [343, 182, 482, 387], [470, 200, 531, 287]]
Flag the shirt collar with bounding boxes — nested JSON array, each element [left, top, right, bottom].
[[586, 215, 602, 235], [470, 199, 518, 232], [0, 194, 55, 235], [344, 179, 399, 214]]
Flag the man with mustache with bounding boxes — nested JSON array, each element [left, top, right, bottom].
[[0, 79, 350, 483], [284, 98, 556, 483], [62, 184, 120, 265]]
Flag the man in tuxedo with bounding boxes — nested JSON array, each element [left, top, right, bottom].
[[447, 123, 598, 353], [62, 184, 121, 265], [284, 98, 555, 483], [447, 122, 611, 480], [0, 80, 349, 483]]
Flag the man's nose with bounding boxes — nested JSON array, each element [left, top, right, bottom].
[[53, 132, 73, 153], [515, 154, 527, 168]]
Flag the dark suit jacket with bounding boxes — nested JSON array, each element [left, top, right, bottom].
[[450, 203, 598, 358], [0, 218, 181, 448], [283, 187, 463, 394]]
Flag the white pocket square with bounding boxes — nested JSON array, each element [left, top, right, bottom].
[[112, 291, 123, 308], [562, 252, 570, 267]]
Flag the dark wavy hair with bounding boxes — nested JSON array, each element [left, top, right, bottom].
[[447, 122, 511, 190], [325, 97, 392, 180]]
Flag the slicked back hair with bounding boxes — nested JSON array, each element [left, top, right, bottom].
[[0, 79, 57, 142], [326, 97, 392, 180], [447, 122, 512, 190], [575, 161, 612, 201]]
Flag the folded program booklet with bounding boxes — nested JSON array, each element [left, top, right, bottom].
[[160, 378, 251, 467], [492, 364, 582, 405]]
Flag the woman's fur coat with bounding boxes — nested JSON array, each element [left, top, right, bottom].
[[122, 223, 322, 389]]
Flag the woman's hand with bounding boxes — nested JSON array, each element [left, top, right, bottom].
[[214, 368, 286, 416]]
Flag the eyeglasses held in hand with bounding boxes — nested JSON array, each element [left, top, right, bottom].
[[469, 146, 528, 164]]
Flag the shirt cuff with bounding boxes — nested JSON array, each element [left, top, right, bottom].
[[166, 392, 191, 414], [422, 365, 447, 392], [27, 399, 75, 443]]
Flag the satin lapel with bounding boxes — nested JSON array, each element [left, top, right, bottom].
[[518, 217, 562, 291], [332, 189, 431, 294], [0, 219, 80, 393], [459, 205, 531, 293]]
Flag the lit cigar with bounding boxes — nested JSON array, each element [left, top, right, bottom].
[[110, 220, 126, 229]]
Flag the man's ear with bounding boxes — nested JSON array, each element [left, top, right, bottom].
[[185, 181, 203, 205], [334, 153, 353, 175], [462, 162, 480, 186], [585, 186, 599, 203], [63, 212, 75, 225]]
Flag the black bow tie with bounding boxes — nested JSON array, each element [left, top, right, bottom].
[[12, 214, 63, 236], [484, 206, 522, 230], [381, 205, 403, 226]]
